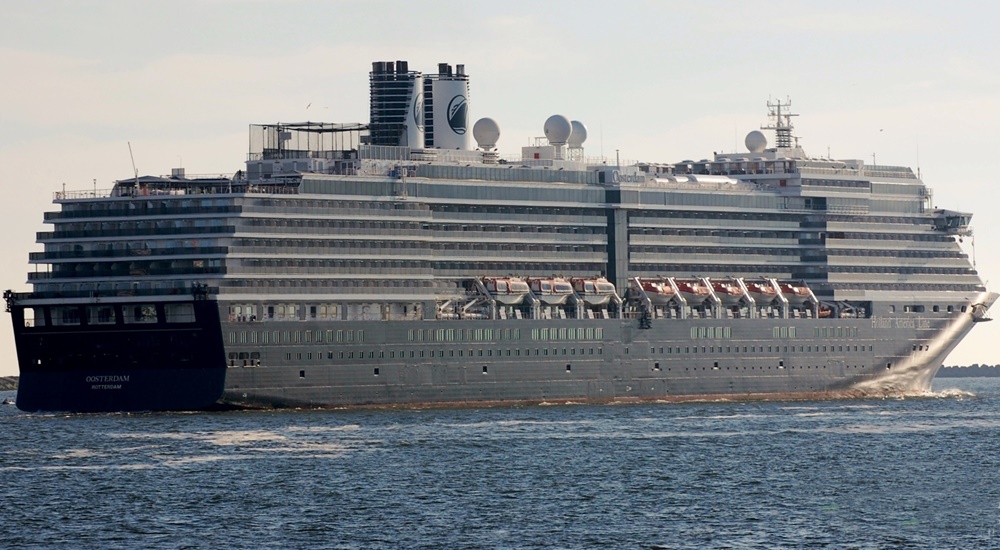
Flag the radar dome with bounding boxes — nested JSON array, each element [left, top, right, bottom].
[[745, 130, 767, 153], [544, 115, 572, 145], [568, 120, 588, 147], [473, 117, 501, 149]]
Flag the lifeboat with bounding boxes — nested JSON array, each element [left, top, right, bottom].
[[634, 278, 675, 305], [528, 277, 574, 305], [674, 278, 711, 303], [483, 277, 531, 305], [572, 277, 617, 306], [710, 278, 744, 306], [778, 281, 813, 306], [744, 279, 779, 304]]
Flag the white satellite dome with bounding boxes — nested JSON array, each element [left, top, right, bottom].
[[544, 114, 572, 146], [568, 120, 588, 147], [473, 117, 501, 149], [745, 130, 767, 153]]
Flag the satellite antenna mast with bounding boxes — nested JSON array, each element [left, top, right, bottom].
[[761, 98, 798, 148], [128, 142, 139, 186]]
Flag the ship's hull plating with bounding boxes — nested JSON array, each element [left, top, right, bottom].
[[12, 293, 992, 412], [217, 313, 976, 409]]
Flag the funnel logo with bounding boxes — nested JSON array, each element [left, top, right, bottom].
[[447, 95, 467, 135], [413, 92, 424, 131]]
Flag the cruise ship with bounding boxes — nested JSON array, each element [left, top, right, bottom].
[[5, 60, 995, 412]]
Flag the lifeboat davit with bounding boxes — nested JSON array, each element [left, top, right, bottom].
[[572, 277, 617, 306], [483, 277, 531, 305], [710, 279, 744, 306], [529, 277, 574, 305]]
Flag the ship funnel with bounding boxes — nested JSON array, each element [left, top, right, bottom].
[[427, 62, 471, 150], [369, 59, 424, 147]]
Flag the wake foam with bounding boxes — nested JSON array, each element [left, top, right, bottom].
[[925, 387, 976, 399]]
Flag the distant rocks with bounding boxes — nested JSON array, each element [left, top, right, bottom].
[[0, 376, 17, 390], [937, 365, 1000, 378]]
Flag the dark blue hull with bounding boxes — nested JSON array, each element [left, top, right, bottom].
[[15, 367, 226, 412], [11, 300, 226, 412]]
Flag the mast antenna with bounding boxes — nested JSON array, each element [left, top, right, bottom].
[[128, 142, 139, 186], [761, 97, 798, 148]]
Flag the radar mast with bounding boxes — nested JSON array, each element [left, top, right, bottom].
[[761, 98, 798, 149]]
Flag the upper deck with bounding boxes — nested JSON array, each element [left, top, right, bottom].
[[16, 60, 983, 311]]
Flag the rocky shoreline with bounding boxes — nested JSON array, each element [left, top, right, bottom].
[[0, 377, 18, 390]]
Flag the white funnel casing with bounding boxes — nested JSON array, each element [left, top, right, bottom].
[[404, 74, 425, 148], [431, 78, 471, 149]]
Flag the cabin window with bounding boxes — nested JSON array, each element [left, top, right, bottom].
[[52, 306, 82, 326], [125, 304, 157, 324], [24, 307, 42, 327], [85, 306, 116, 325], [165, 303, 196, 323]]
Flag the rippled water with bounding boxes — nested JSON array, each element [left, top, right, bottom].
[[1, 379, 999, 549]]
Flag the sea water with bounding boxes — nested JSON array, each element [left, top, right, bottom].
[[1, 378, 999, 549]]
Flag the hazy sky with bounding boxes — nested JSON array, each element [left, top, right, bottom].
[[2, 0, 1000, 376]]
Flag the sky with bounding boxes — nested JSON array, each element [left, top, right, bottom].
[[2, 0, 1000, 376]]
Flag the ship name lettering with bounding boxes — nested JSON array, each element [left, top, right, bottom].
[[85, 375, 130, 383], [871, 316, 893, 329], [611, 170, 645, 184], [871, 317, 931, 330]]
